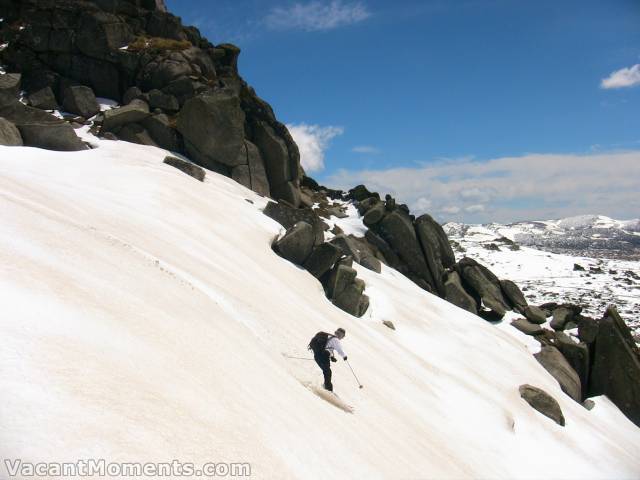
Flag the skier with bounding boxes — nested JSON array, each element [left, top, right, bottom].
[[308, 328, 348, 392]]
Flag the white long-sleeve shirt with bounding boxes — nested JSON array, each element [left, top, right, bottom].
[[325, 337, 347, 359]]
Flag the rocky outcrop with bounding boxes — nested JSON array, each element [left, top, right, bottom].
[[0, 101, 85, 151], [524, 306, 547, 324], [500, 279, 528, 313], [534, 345, 582, 403], [330, 234, 381, 274], [62, 85, 100, 119], [338, 185, 533, 322], [587, 307, 640, 426], [519, 384, 565, 426], [415, 214, 456, 296], [273, 221, 315, 266], [176, 89, 245, 171], [142, 113, 179, 151], [550, 307, 574, 331], [457, 257, 510, 318], [443, 271, 477, 315], [511, 318, 543, 336], [0, 73, 21, 106], [269, 215, 369, 317], [554, 332, 589, 401], [231, 141, 270, 197], [263, 201, 326, 246], [28, 86, 58, 110], [303, 243, 342, 279], [377, 210, 436, 290], [0, 0, 302, 203], [163, 155, 205, 181], [102, 99, 150, 131], [323, 257, 369, 318], [0, 117, 23, 146]]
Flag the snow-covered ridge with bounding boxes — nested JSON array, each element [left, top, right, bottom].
[[445, 215, 640, 262], [444, 219, 640, 340], [1, 138, 639, 478]]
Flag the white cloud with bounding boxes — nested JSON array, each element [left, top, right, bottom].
[[441, 206, 461, 214], [352, 145, 380, 154], [287, 123, 343, 173], [413, 197, 432, 212], [464, 204, 485, 213], [325, 150, 640, 223], [601, 64, 640, 89], [265, 1, 371, 31]]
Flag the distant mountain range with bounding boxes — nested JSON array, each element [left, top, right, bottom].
[[443, 215, 640, 340], [445, 214, 640, 261]]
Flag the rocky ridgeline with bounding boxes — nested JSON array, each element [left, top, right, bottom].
[[267, 181, 640, 427], [0, 0, 302, 206], [264, 183, 370, 319]]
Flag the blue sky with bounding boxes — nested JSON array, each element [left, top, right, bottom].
[[166, 0, 640, 222]]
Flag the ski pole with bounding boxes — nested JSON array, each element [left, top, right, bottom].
[[283, 354, 315, 361], [346, 360, 364, 389]]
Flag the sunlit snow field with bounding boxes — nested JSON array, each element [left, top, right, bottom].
[[1, 133, 639, 479]]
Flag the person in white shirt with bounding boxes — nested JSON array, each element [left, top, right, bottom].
[[309, 328, 347, 392]]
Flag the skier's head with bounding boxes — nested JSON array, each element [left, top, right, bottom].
[[335, 328, 346, 339]]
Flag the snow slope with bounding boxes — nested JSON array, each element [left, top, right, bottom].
[[1, 138, 639, 479]]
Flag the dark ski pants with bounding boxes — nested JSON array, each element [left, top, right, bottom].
[[314, 349, 333, 391]]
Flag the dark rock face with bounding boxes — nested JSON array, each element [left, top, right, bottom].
[[0, 73, 21, 106], [519, 384, 565, 426], [0, 102, 85, 151], [62, 85, 100, 119], [511, 318, 543, 336], [117, 122, 156, 145], [330, 234, 381, 274], [578, 315, 599, 344], [325, 261, 357, 300], [587, 307, 640, 427], [0, 117, 23, 146], [147, 89, 179, 112], [263, 201, 325, 246], [554, 332, 589, 401], [102, 99, 149, 131], [500, 279, 528, 313], [0, 0, 302, 203], [303, 243, 342, 279], [142, 113, 179, 151], [550, 307, 574, 331], [177, 89, 245, 170], [363, 201, 385, 227], [534, 345, 582, 402], [443, 271, 477, 315], [28, 86, 58, 110], [457, 257, 510, 318], [378, 210, 436, 289], [273, 221, 315, 265], [348, 184, 378, 202], [333, 277, 367, 317], [252, 119, 300, 207], [524, 306, 547, 325], [163, 155, 205, 181], [414, 214, 455, 296], [365, 230, 403, 271], [231, 140, 270, 197]]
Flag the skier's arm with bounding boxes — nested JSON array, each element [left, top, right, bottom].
[[327, 337, 347, 359]]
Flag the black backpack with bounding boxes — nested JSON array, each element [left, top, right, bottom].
[[308, 331, 334, 354]]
